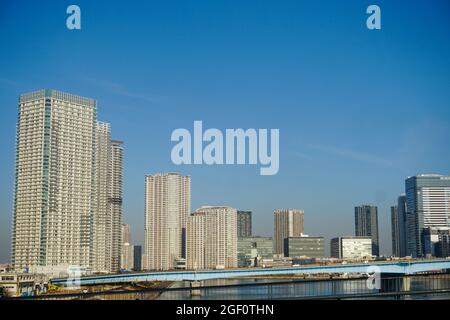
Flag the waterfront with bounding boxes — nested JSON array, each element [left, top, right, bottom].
[[156, 275, 450, 300]]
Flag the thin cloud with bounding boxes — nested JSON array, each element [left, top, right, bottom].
[[307, 143, 394, 167], [85, 77, 160, 103], [0, 77, 21, 88]]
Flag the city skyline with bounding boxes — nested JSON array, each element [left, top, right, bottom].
[[1, 1, 450, 262], [2, 89, 450, 263]]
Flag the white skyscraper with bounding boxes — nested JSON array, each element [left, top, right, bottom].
[[109, 140, 124, 272], [92, 124, 124, 273], [92, 122, 111, 273], [120, 224, 133, 271], [144, 173, 190, 271], [12, 90, 96, 270], [187, 206, 238, 270], [11, 90, 123, 273]]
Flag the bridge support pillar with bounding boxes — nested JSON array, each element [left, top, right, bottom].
[[380, 273, 410, 294], [190, 281, 202, 297]]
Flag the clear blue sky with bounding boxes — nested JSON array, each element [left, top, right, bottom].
[[1, 0, 449, 262]]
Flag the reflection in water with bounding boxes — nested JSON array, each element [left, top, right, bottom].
[[155, 275, 450, 300]]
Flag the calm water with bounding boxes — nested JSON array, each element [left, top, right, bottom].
[[156, 276, 450, 300]]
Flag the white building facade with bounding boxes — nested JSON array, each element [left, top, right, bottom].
[[11, 90, 123, 274], [12, 90, 97, 271], [187, 206, 238, 270], [330, 237, 372, 260], [144, 173, 190, 271]]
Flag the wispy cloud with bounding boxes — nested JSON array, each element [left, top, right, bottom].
[[306, 143, 394, 167], [85, 77, 160, 103], [0, 77, 21, 88]]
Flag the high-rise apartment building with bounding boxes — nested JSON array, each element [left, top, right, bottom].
[[109, 140, 124, 272], [237, 211, 252, 238], [12, 90, 96, 271], [120, 224, 133, 270], [143, 173, 190, 271], [92, 122, 110, 273], [273, 209, 304, 256], [186, 206, 238, 270], [405, 174, 450, 257], [11, 90, 123, 273], [121, 224, 131, 245], [186, 214, 205, 270], [92, 124, 123, 273], [354, 205, 379, 256]]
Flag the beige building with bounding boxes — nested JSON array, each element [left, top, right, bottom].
[[12, 90, 96, 271], [186, 214, 205, 270], [121, 224, 133, 270], [144, 173, 190, 271], [187, 206, 238, 270], [274, 209, 305, 256]]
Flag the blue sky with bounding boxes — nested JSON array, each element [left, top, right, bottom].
[[0, 0, 449, 262]]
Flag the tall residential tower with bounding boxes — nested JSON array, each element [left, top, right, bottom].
[[186, 206, 238, 270], [12, 90, 96, 270], [11, 90, 122, 273], [273, 209, 304, 256], [143, 173, 190, 271], [92, 124, 123, 273]]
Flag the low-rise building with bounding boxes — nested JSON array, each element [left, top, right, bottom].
[[237, 236, 273, 267], [284, 236, 325, 259], [262, 257, 293, 268], [330, 237, 372, 260], [0, 273, 47, 298]]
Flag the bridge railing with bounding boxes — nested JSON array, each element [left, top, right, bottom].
[[18, 273, 450, 300]]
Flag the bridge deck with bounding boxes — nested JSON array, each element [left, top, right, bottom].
[[51, 259, 450, 285]]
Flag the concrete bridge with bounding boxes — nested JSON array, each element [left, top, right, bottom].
[[51, 259, 450, 286]]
